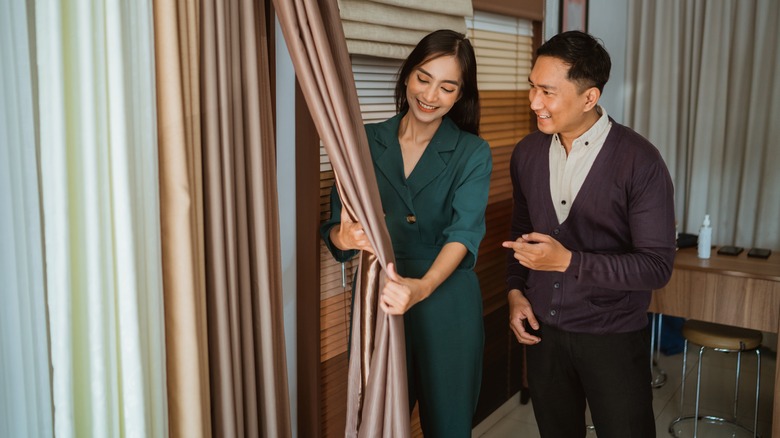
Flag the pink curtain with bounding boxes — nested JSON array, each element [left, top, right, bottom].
[[273, 0, 411, 436]]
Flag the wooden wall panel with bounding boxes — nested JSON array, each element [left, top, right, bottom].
[[321, 353, 349, 437]]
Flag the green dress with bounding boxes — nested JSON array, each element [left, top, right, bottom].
[[321, 112, 492, 437]]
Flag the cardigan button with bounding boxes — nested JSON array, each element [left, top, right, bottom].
[[553, 228, 560, 235], [406, 214, 417, 224]]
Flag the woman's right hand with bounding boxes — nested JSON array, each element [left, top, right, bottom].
[[330, 208, 375, 253]]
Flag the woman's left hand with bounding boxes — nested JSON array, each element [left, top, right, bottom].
[[380, 263, 429, 315]]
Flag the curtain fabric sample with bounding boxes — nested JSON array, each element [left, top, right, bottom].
[[200, 0, 292, 436], [153, 1, 212, 437], [35, 0, 168, 436], [624, 0, 780, 249], [0, 1, 54, 436], [338, 0, 472, 59], [274, 0, 410, 436]]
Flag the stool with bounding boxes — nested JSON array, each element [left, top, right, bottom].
[[669, 320, 762, 437]]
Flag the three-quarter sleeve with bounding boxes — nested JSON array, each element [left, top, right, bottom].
[[320, 185, 359, 263], [442, 140, 493, 269]]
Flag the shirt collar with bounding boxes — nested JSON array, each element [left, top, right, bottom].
[[553, 105, 610, 149]]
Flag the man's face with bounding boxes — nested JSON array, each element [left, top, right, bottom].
[[528, 55, 594, 141]]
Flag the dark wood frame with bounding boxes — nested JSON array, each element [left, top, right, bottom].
[[296, 82, 322, 438]]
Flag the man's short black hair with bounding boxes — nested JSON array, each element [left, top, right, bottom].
[[537, 30, 611, 93]]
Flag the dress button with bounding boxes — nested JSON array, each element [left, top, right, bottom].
[[553, 228, 560, 235], [406, 214, 416, 224], [550, 310, 557, 316], [553, 282, 560, 289]]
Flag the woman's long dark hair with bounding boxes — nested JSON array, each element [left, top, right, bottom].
[[394, 29, 480, 135]]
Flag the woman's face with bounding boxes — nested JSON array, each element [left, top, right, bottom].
[[404, 55, 462, 125]]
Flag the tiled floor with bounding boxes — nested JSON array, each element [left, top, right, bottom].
[[473, 341, 776, 437]]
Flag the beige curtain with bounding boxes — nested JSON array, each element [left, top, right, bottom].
[[274, 0, 410, 436], [624, 0, 780, 249], [153, 1, 212, 437], [200, 0, 292, 436]]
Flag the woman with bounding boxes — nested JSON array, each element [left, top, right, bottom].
[[320, 29, 492, 437]]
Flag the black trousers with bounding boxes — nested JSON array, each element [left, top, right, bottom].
[[525, 323, 655, 438]]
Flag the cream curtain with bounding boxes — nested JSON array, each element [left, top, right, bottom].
[[338, 0, 472, 59], [0, 1, 53, 436], [624, 0, 780, 249], [35, 0, 168, 436], [153, 1, 212, 437], [274, 0, 410, 435], [200, 0, 292, 436]]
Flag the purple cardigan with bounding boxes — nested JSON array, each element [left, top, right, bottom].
[[507, 120, 676, 334]]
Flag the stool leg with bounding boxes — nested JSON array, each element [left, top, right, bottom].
[[694, 346, 705, 437], [650, 313, 656, 375], [650, 314, 667, 388], [753, 349, 761, 438], [678, 339, 689, 420], [734, 350, 742, 420], [657, 314, 664, 362]]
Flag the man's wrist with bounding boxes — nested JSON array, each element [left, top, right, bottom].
[[559, 249, 573, 272]]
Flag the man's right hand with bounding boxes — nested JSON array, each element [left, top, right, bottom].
[[508, 289, 541, 345]]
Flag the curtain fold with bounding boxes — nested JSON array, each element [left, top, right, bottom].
[[625, 0, 780, 249], [0, 1, 53, 436], [201, 0, 292, 436], [273, 0, 410, 436], [35, 0, 168, 436], [153, 1, 212, 437]]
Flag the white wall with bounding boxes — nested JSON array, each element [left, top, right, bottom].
[[544, 0, 559, 40], [275, 18, 298, 438], [588, 0, 628, 123]]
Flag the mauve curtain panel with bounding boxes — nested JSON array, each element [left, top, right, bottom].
[[273, 0, 411, 436], [201, 0, 292, 436]]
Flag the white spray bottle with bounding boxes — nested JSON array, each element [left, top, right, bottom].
[[698, 214, 712, 259]]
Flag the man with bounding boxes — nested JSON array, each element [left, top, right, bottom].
[[503, 31, 676, 437]]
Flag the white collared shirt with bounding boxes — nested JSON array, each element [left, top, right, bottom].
[[549, 105, 612, 223]]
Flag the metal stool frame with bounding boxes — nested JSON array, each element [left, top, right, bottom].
[[669, 338, 762, 437]]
